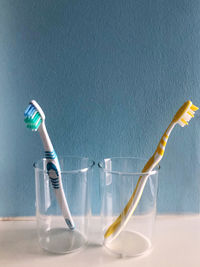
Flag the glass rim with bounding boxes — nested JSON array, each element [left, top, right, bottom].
[[33, 156, 95, 174], [98, 156, 160, 176]]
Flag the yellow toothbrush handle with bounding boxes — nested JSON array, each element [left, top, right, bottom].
[[104, 154, 154, 239], [104, 129, 171, 241], [104, 174, 144, 239]]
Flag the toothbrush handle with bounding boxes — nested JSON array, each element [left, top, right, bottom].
[[39, 124, 75, 230], [104, 172, 150, 243], [104, 123, 176, 243], [46, 155, 75, 230]]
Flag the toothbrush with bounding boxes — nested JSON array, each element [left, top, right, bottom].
[[24, 100, 75, 230], [104, 100, 198, 244]]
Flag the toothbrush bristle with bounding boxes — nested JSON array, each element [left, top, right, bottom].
[[178, 101, 199, 127], [24, 103, 42, 131], [24, 104, 32, 117], [187, 111, 194, 117], [181, 118, 188, 125], [191, 104, 199, 111]]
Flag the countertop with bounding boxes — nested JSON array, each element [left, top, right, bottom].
[[0, 215, 200, 267]]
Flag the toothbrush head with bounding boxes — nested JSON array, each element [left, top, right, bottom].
[[24, 100, 45, 131], [173, 100, 199, 127]]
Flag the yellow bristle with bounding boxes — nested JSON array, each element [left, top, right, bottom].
[[181, 118, 188, 125], [187, 111, 194, 117], [191, 104, 199, 111]]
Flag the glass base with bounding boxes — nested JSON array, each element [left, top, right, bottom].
[[104, 230, 151, 258], [39, 228, 87, 254]]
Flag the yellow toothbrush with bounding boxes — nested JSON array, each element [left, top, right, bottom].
[[104, 100, 199, 244]]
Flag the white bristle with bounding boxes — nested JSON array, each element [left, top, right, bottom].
[[35, 117, 42, 127], [189, 109, 195, 115], [178, 120, 185, 127], [183, 113, 191, 122], [31, 110, 38, 119], [177, 102, 198, 127]]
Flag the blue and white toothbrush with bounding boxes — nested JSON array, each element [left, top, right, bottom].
[[24, 100, 75, 230]]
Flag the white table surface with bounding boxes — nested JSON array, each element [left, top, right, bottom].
[[0, 215, 200, 267]]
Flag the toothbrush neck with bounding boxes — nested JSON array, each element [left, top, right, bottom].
[[142, 122, 176, 173], [154, 121, 176, 163], [165, 122, 176, 137], [38, 123, 54, 152]]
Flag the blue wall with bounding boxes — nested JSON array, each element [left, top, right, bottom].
[[0, 0, 200, 216]]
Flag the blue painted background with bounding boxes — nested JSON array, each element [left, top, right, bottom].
[[0, 0, 200, 216]]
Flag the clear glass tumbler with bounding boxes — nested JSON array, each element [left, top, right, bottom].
[[34, 156, 95, 254], [98, 157, 159, 257]]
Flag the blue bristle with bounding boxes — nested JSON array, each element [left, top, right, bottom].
[[24, 104, 32, 117], [24, 104, 36, 118], [27, 106, 36, 117]]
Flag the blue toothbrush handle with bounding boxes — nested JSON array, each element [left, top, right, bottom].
[[46, 155, 75, 230]]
